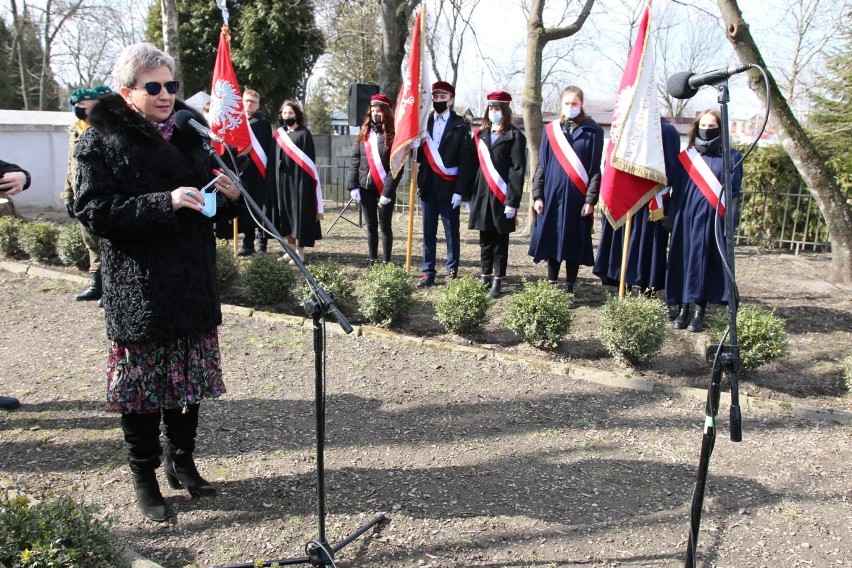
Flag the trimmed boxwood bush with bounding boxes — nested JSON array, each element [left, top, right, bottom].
[[57, 223, 89, 270], [597, 295, 668, 366], [215, 239, 240, 295], [0, 491, 124, 567], [242, 252, 296, 305], [434, 275, 491, 335], [709, 305, 788, 376], [354, 262, 415, 326], [504, 279, 573, 350], [0, 216, 24, 257], [298, 260, 355, 310], [18, 221, 59, 262]]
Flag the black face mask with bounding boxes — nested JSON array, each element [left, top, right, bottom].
[[432, 100, 448, 114], [698, 127, 720, 141], [283, 117, 297, 127], [74, 106, 88, 121]]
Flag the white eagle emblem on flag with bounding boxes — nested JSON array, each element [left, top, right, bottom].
[[210, 79, 243, 132]]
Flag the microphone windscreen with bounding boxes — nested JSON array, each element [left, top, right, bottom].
[[666, 71, 697, 100], [173, 109, 195, 130]]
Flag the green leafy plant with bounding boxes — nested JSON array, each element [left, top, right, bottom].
[[56, 223, 89, 270], [504, 279, 573, 350], [709, 305, 789, 376], [597, 295, 668, 366], [298, 260, 355, 310], [434, 275, 491, 335], [215, 239, 240, 295], [18, 221, 59, 262], [354, 262, 415, 326], [842, 350, 852, 392], [242, 252, 296, 305], [0, 491, 124, 567], [0, 216, 24, 257]]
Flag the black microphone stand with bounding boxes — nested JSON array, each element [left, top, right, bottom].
[[683, 82, 743, 568], [202, 141, 386, 567]]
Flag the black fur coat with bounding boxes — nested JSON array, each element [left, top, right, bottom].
[[74, 95, 239, 344]]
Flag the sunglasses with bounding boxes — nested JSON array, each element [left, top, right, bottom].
[[132, 80, 180, 96]]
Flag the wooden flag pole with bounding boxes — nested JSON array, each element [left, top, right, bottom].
[[405, 150, 418, 273], [232, 218, 239, 256], [618, 214, 632, 299]]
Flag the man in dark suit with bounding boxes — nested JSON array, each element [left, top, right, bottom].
[[416, 81, 474, 286], [234, 89, 274, 255]]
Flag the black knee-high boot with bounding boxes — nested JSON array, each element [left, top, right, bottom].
[[121, 411, 167, 521], [162, 404, 216, 498]]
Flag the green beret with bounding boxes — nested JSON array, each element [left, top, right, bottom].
[[69, 88, 98, 106], [93, 85, 113, 98]]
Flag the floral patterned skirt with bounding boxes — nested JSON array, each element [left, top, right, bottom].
[[106, 329, 226, 413]]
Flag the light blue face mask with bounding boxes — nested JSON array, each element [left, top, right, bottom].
[[200, 188, 218, 218]]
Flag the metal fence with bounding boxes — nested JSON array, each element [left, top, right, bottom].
[[318, 159, 832, 252]]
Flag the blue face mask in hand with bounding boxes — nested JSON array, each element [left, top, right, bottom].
[[199, 188, 218, 218]]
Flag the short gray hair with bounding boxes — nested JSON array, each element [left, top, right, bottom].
[[112, 43, 175, 88]]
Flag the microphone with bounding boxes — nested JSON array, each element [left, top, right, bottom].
[[666, 64, 754, 99], [174, 109, 224, 144]]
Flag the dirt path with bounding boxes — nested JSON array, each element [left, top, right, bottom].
[[1, 271, 850, 567]]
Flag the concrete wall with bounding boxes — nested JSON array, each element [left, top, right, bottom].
[[0, 110, 72, 215]]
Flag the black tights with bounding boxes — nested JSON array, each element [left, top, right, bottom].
[[361, 190, 394, 262], [547, 259, 580, 285]]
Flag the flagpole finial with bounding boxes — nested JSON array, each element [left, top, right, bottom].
[[216, 0, 229, 27]]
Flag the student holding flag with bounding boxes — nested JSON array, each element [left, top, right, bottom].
[[666, 109, 742, 332], [267, 100, 323, 263], [528, 86, 604, 304], [347, 93, 403, 264], [468, 91, 526, 298]]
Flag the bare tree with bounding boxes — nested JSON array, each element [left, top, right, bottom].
[[24, 0, 83, 109], [716, 0, 852, 283], [160, 0, 182, 97], [380, 0, 421, 98], [425, 0, 482, 88], [521, 0, 596, 232]]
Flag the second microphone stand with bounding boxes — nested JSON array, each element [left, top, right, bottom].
[[205, 143, 385, 567]]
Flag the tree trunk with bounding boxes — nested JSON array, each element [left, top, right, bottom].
[[380, 0, 420, 98], [521, 0, 595, 234], [717, 0, 852, 283], [160, 0, 183, 98], [38, 0, 53, 111], [9, 0, 28, 111]]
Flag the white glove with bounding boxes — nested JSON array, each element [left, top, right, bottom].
[[451, 193, 462, 209], [379, 195, 392, 206], [464, 202, 471, 212], [350, 189, 361, 202], [505, 206, 517, 219]]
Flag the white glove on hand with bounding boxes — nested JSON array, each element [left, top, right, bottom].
[[379, 195, 392, 206], [504, 206, 517, 219], [350, 189, 361, 202], [451, 193, 462, 209], [464, 202, 471, 213]]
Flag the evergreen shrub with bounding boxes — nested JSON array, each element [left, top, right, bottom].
[[298, 260, 355, 310], [18, 221, 58, 261], [842, 350, 852, 392], [434, 275, 491, 335], [597, 295, 668, 366], [709, 305, 788, 376], [354, 262, 415, 325], [242, 252, 296, 305], [56, 223, 89, 270], [0, 491, 124, 567], [0, 216, 24, 257], [504, 279, 572, 350], [215, 239, 240, 295]]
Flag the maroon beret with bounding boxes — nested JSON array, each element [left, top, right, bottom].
[[486, 90, 512, 105], [431, 81, 455, 97], [370, 93, 392, 107]]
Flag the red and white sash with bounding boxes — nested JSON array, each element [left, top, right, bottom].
[[545, 120, 588, 195], [364, 132, 387, 194], [475, 130, 508, 204], [248, 127, 267, 178], [648, 186, 669, 212], [422, 134, 458, 181], [273, 127, 324, 214], [678, 147, 725, 216]]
